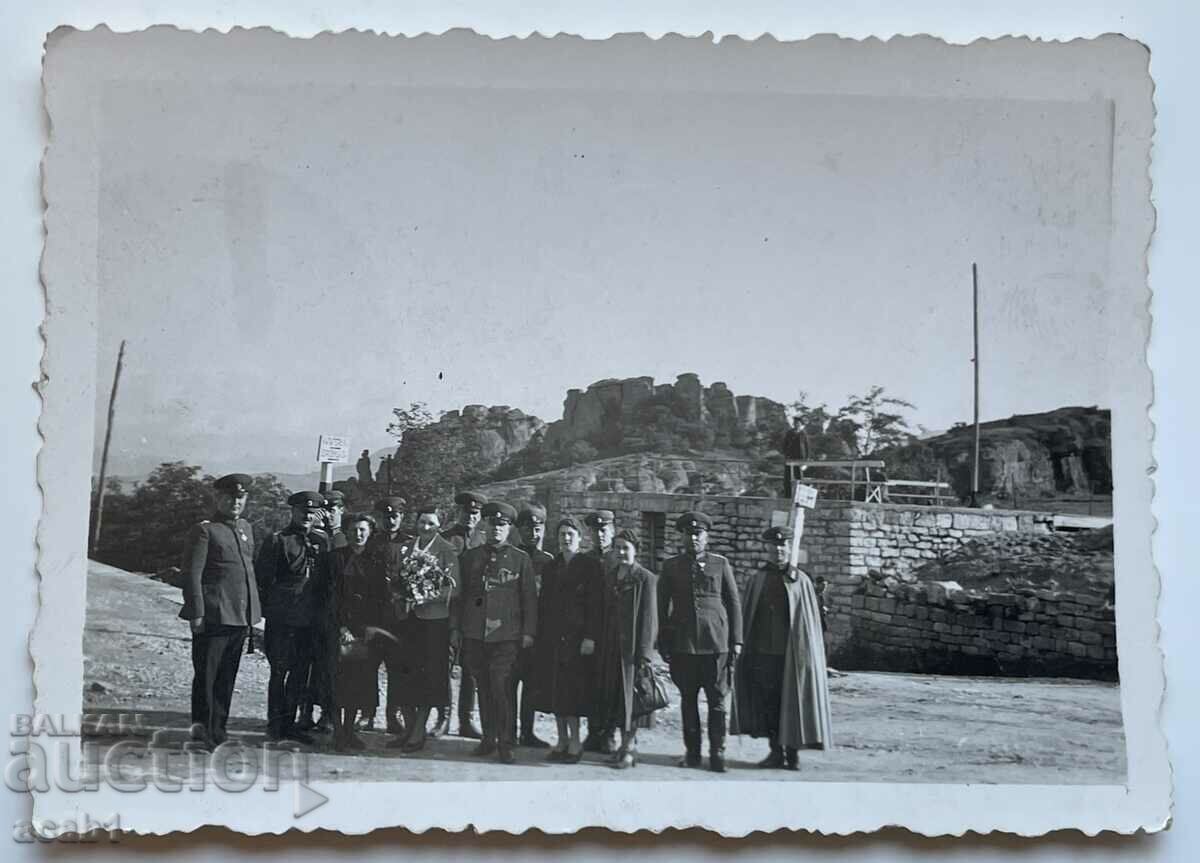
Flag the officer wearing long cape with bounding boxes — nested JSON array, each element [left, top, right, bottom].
[[731, 525, 834, 769]]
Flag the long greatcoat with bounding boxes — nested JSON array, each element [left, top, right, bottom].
[[595, 562, 658, 732], [731, 563, 834, 750], [323, 544, 389, 710], [529, 552, 602, 716]]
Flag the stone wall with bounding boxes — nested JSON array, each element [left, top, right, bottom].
[[465, 487, 1116, 680], [808, 504, 1117, 680], [843, 573, 1117, 680], [548, 490, 791, 578]]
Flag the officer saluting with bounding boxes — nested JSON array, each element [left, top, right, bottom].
[[255, 491, 330, 745], [657, 511, 743, 772], [451, 501, 538, 764], [179, 473, 261, 749]]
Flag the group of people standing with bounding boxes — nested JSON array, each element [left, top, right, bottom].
[[178, 472, 833, 772]]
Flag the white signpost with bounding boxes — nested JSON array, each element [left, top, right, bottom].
[[789, 483, 819, 567], [316, 434, 351, 492]]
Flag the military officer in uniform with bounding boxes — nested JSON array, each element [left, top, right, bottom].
[[178, 473, 261, 749], [374, 494, 411, 548], [437, 490, 488, 739], [370, 496, 410, 735], [657, 510, 743, 772], [583, 509, 621, 753], [296, 488, 350, 734], [442, 490, 487, 554], [450, 501, 538, 764], [321, 490, 349, 550], [255, 491, 330, 745], [513, 503, 554, 747]]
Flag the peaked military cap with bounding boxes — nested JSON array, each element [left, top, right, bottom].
[[454, 491, 487, 510], [761, 525, 793, 544], [412, 502, 441, 517], [322, 490, 346, 506], [517, 503, 547, 526], [213, 473, 252, 494], [613, 528, 640, 550], [675, 511, 712, 532], [584, 510, 616, 528], [373, 496, 407, 514], [288, 490, 325, 509], [482, 501, 518, 523]]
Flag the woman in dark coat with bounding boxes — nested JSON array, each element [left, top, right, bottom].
[[327, 513, 389, 752], [387, 505, 459, 753], [595, 529, 659, 769], [531, 516, 602, 763]]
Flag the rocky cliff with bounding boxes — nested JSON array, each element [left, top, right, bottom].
[[879, 406, 1112, 504], [545, 372, 788, 456], [395, 405, 546, 476], [395, 373, 790, 485]]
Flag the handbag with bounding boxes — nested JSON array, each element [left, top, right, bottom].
[[338, 625, 400, 663], [631, 661, 670, 718]]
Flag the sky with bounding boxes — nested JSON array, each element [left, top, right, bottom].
[[92, 76, 1117, 479]]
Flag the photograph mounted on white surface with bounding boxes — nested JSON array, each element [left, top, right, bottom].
[[37, 27, 1164, 836]]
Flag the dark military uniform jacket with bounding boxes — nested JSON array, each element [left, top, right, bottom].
[[441, 522, 482, 555], [369, 530, 412, 626], [255, 525, 330, 627], [520, 543, 554, 595], [452, 542, 538, 643], [657, 551, 743, 655], [178, 514, 261, 626]]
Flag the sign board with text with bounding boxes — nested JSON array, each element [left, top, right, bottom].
[[316, 434, 351, 464], [793, 483, 819, 510]]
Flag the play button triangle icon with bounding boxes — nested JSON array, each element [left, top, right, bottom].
[[294, 782, 329, 819]]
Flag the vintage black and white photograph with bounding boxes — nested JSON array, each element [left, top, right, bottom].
[[37, 27, 1164, 835]]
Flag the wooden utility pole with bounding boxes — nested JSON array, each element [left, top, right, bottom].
[[91, 339, 126, 555], [971, 263, 981, 507]]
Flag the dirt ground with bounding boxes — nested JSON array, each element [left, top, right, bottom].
[[81, 561, 1126, 785]]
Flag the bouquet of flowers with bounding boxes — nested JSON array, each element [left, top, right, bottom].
[[392, 547, 456, 609]]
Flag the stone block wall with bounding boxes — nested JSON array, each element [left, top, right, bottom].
[[549, 490, 790, 580], [469, 487, 1116, 680], [842, 574, 1117, 680]]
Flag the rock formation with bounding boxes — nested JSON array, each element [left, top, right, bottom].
[[879, 406, 1111, 504], [393, 373, 790, 489], [391, 405, 547, 480], [546, 372, 788, 456]]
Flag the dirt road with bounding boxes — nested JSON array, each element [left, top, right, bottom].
[[82, 561, 1126, 784]]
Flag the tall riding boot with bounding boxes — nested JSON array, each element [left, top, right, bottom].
[[757, 736, 785, 768], [707, 708, 728, 773], [678, 697, 703, 767], [458, 674, 482, 738], [784, 747, 800, 771]]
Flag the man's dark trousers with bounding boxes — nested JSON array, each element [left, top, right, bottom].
[[265, 622, 314, 738], [462, 639, 519, 749], [509, 645, 536, 740], [190, 623, 248, 744], [669, 653, 731, 756]]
